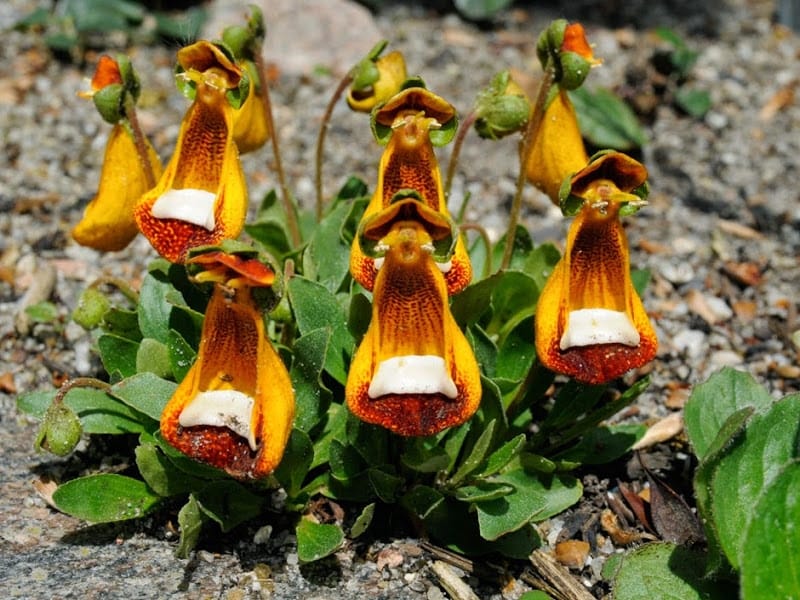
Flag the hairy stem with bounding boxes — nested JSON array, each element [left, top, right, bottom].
[[255, 53, 301, 248], [315, 73, 354, 220], [500, 60, 555, 271], [444, 109, 476, 203]]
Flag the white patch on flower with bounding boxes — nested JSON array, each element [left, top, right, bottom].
[[435, 259, 452, 273], [151, 189, 216, 230], [373, 257, 385, 271], [368, 355, 457, 399], [560, 308, 640, 350], [179, 389, 256, 450]]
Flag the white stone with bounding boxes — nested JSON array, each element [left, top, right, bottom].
[[151, 188, 216, 230], [559, 308, 640, 350], [179, 389, 257, 450], [368, 355, 457, 399]]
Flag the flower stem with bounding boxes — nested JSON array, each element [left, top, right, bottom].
[[123, 97, 156, 190], [254, 53, 301, 248], [315, 72, 354, 221], [444, 109, 476, 203], [53, 377, 112, 406], [500, 60, 556, 271], [89, 276, 139, 304]]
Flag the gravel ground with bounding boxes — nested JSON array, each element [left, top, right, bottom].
[[1, 0, 799, 598]]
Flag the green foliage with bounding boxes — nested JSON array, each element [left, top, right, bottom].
[[453, 0, 514, 21], [17, 15, 667, 572], [610, 368, 800, 598], [569, 87, 648, 150], [653, 27, 712, 118], [14, 0, 206, 60]]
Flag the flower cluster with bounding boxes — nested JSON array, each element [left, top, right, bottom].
[[70, 14, 657, 480]]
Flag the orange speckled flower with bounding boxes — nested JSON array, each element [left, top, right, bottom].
[[346, 221, 481, 436], [350, 87, 471, 293], [535, 152, 656, 384], [561, 23, 599, 64], [525, 88, 588, 206], [160, 252, 293, 479], [134, 41, 247, 263]]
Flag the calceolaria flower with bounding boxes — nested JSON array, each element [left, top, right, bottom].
[[525, 20, 601, 205], [535, 151, 657, 385], [346, 41, 407, 113], [222, 8, 271, 154], [351, 85, 471, 294], [346, 85, 480, 436], [134, 41, 248, 263], [524, 87, 588, 205], [72, 55, 162, 251], [346, 218, 481, 436], [160, 246, 294, 479]]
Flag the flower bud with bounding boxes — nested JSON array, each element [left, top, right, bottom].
[[92, 83, 126, 124], [72, 287, 111, 329], [474, 71, 530, 139], [35, 402, 82, 457]]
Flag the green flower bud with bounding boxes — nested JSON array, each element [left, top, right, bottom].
[[72, 287, 111, 330], [557, 51, 593, 90], [92, 83, 125, 124], [537, 19, 567, 69], [35, 402, 82, 457], [115, 54, 140, 103]]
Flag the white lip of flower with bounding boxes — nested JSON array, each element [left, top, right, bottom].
[[368, 354, 458, 399], [178, 389, 257, 450], [560, 308, 640, 350], [151, 189, 217, 230]]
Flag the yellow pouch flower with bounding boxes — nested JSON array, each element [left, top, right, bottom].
[[134, 41, 248, 263], [535, 152, 657, 384], [350, 87, 471, 294], [346, 221, 481, 436], [160, 252, 293, 479], [72, 122, 162, 251]]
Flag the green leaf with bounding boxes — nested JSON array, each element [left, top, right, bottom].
[[492, 226, 534, 272], [473, 434, 526, 479], [111, 372, 177, 422], [18, 387, 151, 434], [135, 440, 206, 497], [135, 337, 172, 379], [519, 592, 553, 600], [453, 0, 513, 20], [153, 7, 205, 43], [475, 470, 581, 540], [273, 429, 314, 500], [485, 271, 538, 341], [741, 461, 800, 599], [303, 198, 361, 293], [454, 481, 514, 502], [555, 424, 645, 465], [98, 333, 139, 379], [290, 328, 332, 433], [245, 190, 293, 259], [102, 306, 141, 341], [402, 485, 444, 520], [495, 316, 536, 382], [296, 519, 345, 562], [449, 420, 497, 486], [612, 542, 734, 600], [176, 495, 207, 558], [450, 272, 502, 326], [675, 87, 711, 118], [367, 467, 402, 503], [710, 394, 800, 569], [350, 502, 375, 539], [569, 86, 648, 150], [288, 277, 354, 384], [53, 474, 161, 522], [195, 480, 264, 532], [401, 438, 451, 473], [25, 300, 60, 323], [166, 329, 196, 383], [522, 242, 560, 296], [684, 367, 775, 461]]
